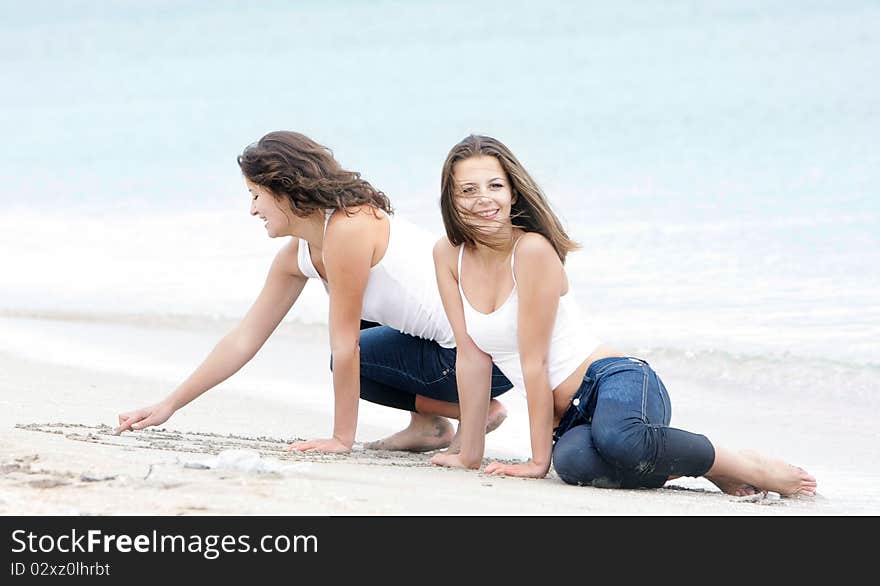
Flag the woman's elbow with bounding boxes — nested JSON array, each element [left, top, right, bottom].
[[456, 351, 492, 376], [521, 359, 549, 385], [329, 339, 360, 364], [222, 329, 262, 359]]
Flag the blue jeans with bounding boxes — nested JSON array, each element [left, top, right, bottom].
[[552, 357, 715, 489], [352, 326, 513, 411]]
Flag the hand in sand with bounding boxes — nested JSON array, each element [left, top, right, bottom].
[[287, 437, 352, 453], [430, 452, 479, 469], [115, 401, 174, 435], [484, 460, 549, 479]]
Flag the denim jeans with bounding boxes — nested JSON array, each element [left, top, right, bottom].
[[351, 325, 513, 412], [552, 357, 715, 489]]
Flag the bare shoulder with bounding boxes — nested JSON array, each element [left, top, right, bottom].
[[325, 206, 385, 241], [513, 232, 564, 294], [433, 235, 457, 260], [432, 236, 459, 273], [329, 205, 385, 224], [515, 232, 559, 266]]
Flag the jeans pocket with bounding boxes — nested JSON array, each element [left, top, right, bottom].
[[423, 367, 453, 385], [422, 346, 456, 384], [573, 387, 598, 421], [553, 377, 597, 443]]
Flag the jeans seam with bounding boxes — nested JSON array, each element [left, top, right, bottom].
[[657, 373, 668, 424], [591, 357, 645, 380], [361, 360, 450, 387]]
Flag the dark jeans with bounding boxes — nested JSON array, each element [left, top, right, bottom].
[[552, 357, 715, 489], [344, 324, 513, 412]]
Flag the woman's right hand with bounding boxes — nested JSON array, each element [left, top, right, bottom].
[[430, 451, 480, 470], [287, 437, 352, 454], [114, 401, 175, 435]]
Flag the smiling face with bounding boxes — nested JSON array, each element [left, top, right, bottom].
[[246, 177, 291, 237], [452, 156, 516, 238], [440, 134, 577, 261]]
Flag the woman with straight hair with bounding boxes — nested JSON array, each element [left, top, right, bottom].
[[115, 131, 511, 453], [430, 133, 816, 496]]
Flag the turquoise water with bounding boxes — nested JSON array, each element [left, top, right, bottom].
[[2, 1, 878, 366]]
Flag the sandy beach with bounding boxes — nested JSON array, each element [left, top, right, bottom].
[[1, 316, 876, 516]]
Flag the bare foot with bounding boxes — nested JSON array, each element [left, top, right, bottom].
[[740, 450, 818, 497], [445, 399, 508, 455], [704, 475, 765, 497], [364, 414, 454, 452], [708, 448, 817, 497]]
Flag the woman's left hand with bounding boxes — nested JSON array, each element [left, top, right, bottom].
[[484, 460, 548, 478], [287, 437, 352, 453]]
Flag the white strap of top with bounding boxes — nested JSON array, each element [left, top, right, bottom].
[[510, 235, 524, 286], [457, 245, 466, 299], [321, 209, 334, 265]]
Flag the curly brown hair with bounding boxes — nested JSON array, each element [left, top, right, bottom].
[[440, 134, 578, 263], [237, 131, 393, 217]]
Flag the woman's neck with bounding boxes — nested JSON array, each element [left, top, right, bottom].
[[470, 227, 523, 266], [285, 209, 328, 252]]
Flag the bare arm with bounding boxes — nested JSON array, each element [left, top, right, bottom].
[[485, 234, 561, 478], [288, 210, 375, 453], [430, 237, 494, 470], [115, 239, 308, 434]]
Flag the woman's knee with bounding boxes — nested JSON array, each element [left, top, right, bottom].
[[552, 425, 621, 488], [592, 422, 659, 475]]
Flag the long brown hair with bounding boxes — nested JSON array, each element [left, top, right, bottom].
[[237, 131, 393, 217], [440, 134, 578, 263]]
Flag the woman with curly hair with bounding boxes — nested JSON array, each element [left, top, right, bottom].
[[114, 131, 512, 453]]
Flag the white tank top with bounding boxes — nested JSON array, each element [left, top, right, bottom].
[[458, 239, 600, 392], [297, 209, 455, 348]]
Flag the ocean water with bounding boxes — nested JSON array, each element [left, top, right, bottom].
[[2, 0, 877, 389]]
